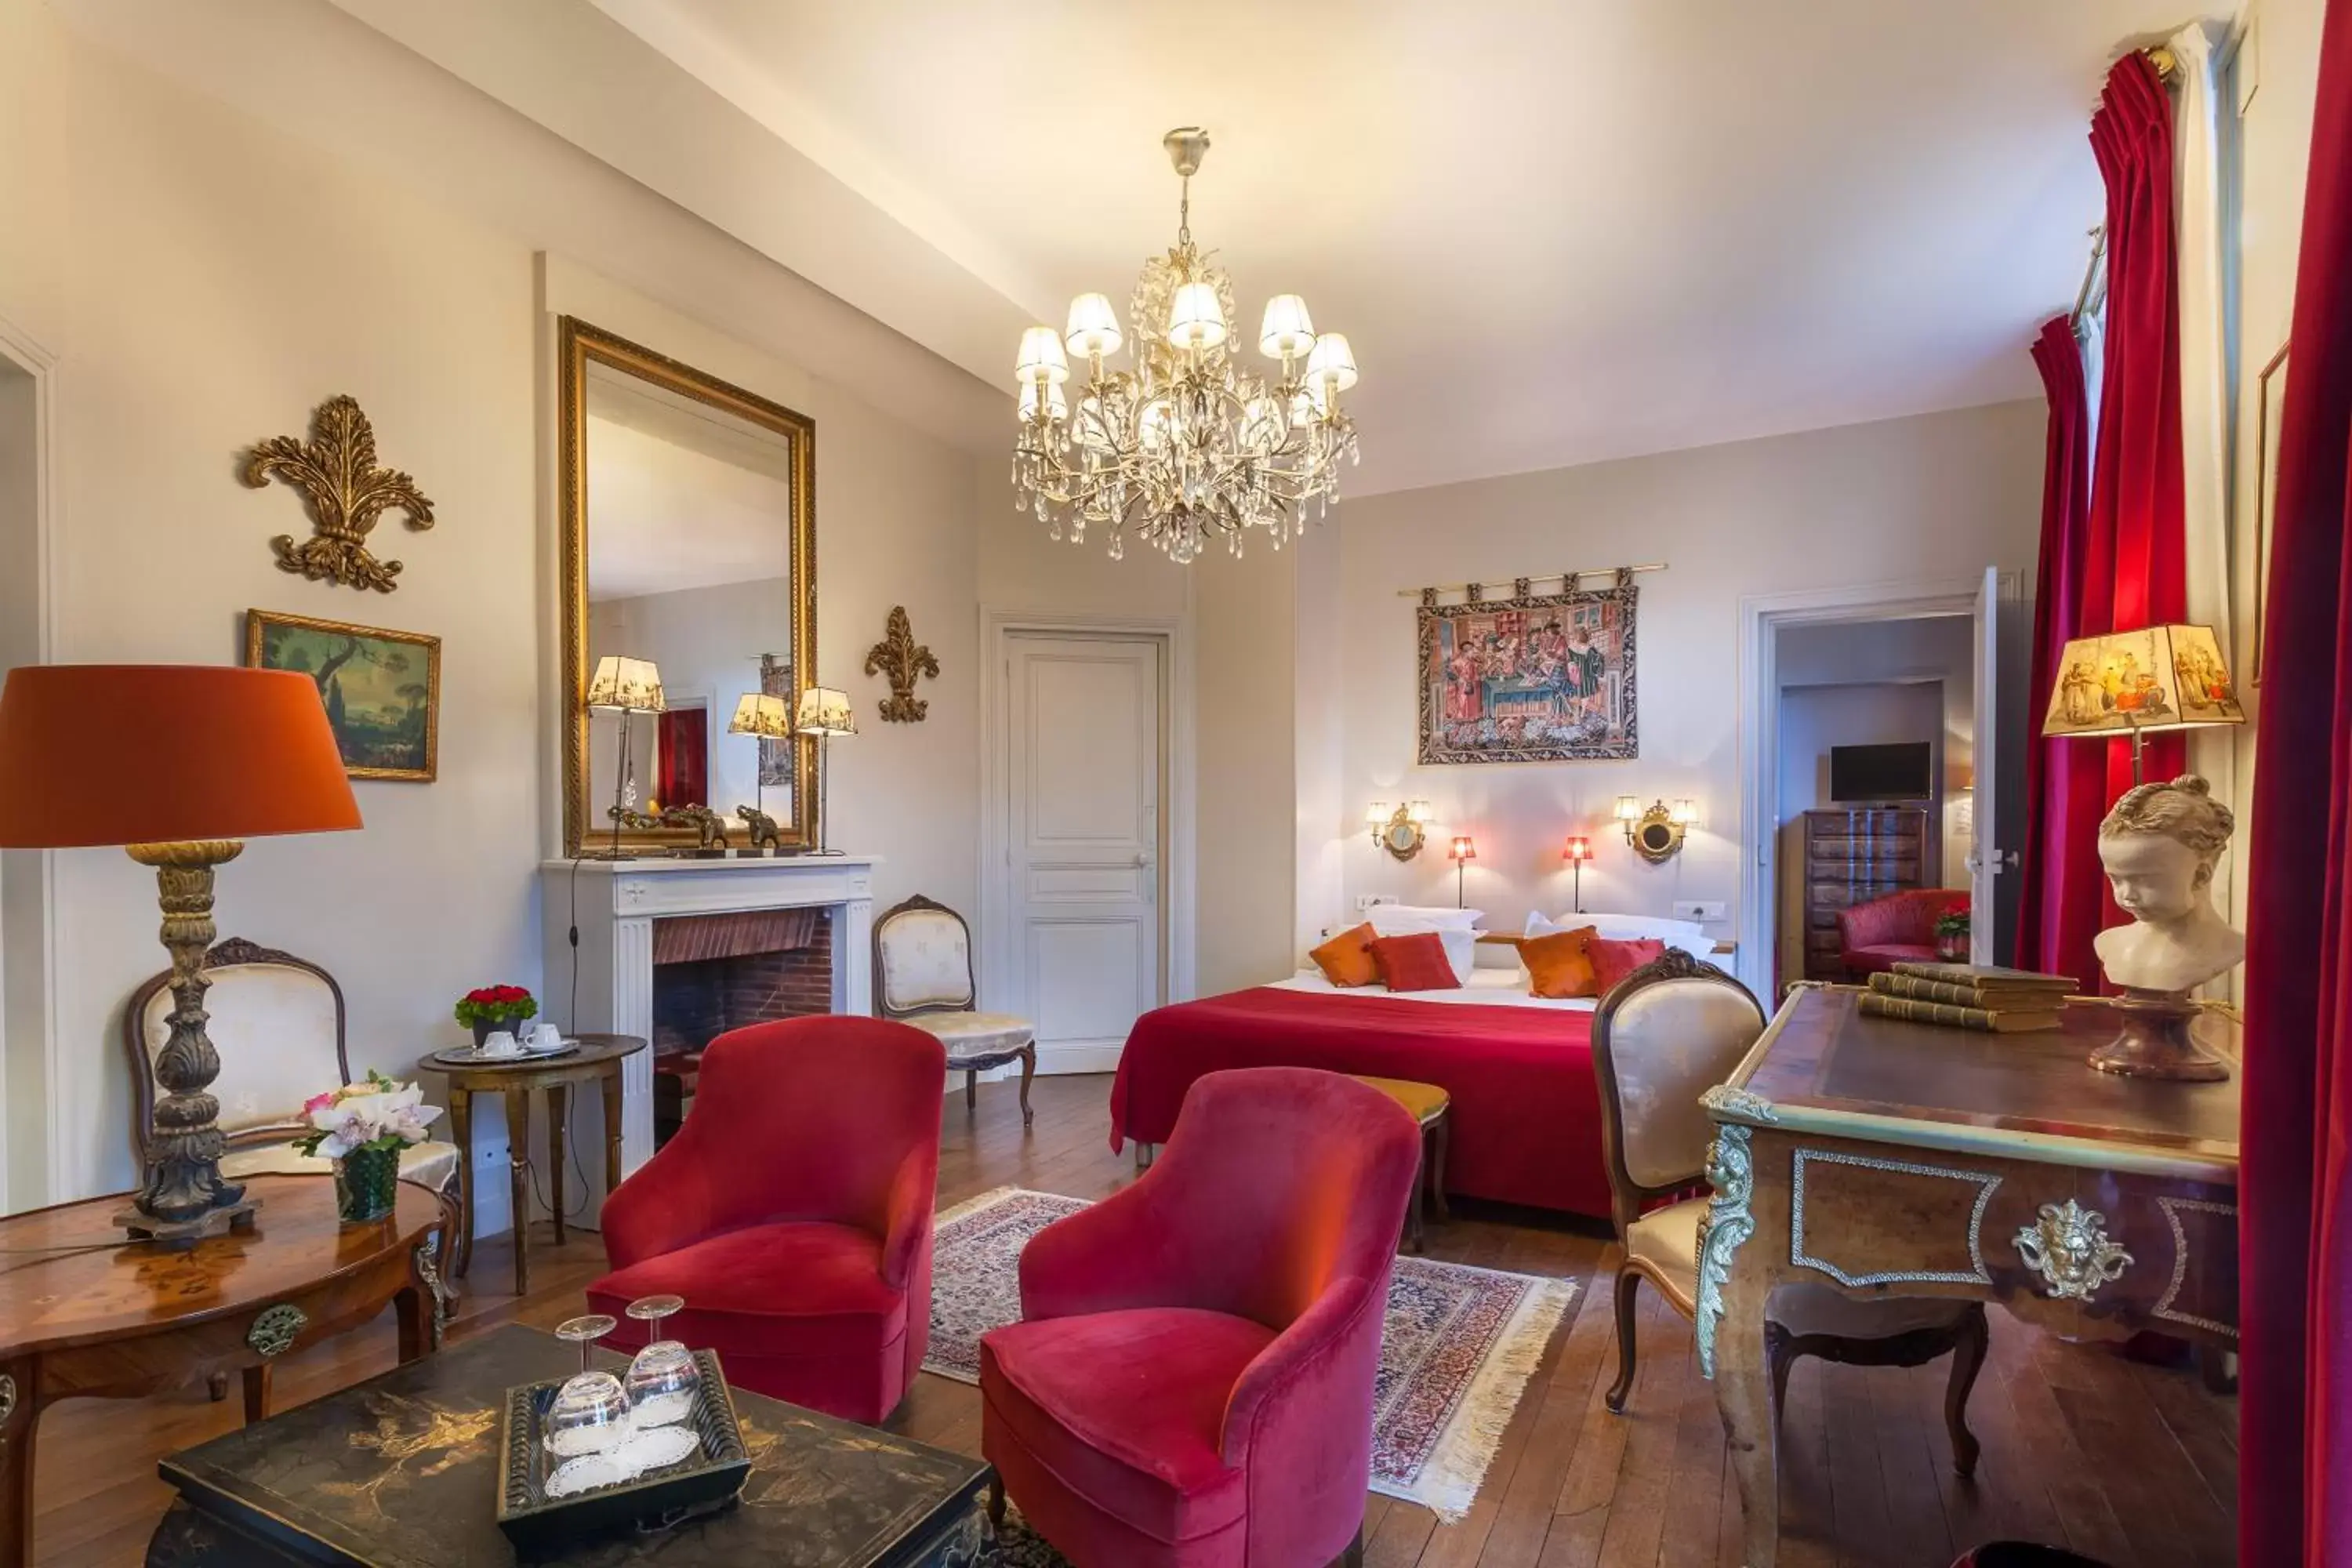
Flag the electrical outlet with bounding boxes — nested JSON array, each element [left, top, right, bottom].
[[1673, 900, 1728, 923], [1355, 893, 1400, 912]]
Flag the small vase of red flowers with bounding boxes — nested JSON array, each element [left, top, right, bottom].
[[456, 984, 539, 1048]]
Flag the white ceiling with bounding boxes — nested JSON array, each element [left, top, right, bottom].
[[348, 0, 2191, 494]]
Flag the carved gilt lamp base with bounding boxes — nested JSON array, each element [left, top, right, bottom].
[[2088, 989, 2231, 1083], [114, 840, 262, 1243]]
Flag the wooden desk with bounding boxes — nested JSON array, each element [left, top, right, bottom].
[[1697, 985, 2239, 1568], [430, 1033, 645, 1296], [0, 1174, 448, 1568]]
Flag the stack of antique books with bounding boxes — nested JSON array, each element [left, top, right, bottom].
[[1857, 962, 2078, 1033]]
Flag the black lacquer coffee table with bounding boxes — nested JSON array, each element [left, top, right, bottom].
[[145, 1324, 991, 1567]]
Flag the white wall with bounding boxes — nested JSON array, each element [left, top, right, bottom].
[[1323, 401, 2044, 945], [0, 2, 989, 1219]]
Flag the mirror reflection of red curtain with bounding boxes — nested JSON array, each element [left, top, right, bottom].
[[655, 710, 706, 808], [2015, 52, 2187, 985], [2241, 2, 2352, 1560]]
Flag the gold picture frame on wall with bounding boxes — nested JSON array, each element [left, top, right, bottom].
[[556, 316, 818, 856], [245, 609, 441, 782]]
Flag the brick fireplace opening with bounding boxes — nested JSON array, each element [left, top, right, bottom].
[[651, 907, 833, 1141]]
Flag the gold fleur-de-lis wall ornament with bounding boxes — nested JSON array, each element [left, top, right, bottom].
[[243, 395, 436, 593], [865, 605, 941, 724]]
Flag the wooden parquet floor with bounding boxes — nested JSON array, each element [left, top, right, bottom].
[[27, 1074, 2237, 1566]]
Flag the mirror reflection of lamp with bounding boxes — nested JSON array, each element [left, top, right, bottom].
[[1562, 833, 1594, 913], [586, 656, 665, 859], [728, 692, 793, 840], [1448, 834, 1477, 909], [797, 687, 857, 855]]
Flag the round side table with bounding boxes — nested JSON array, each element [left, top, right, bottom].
[[0, 1174, 446, 1568], [1346, 1075, 1453, 1253], [423, 1033, 647, 1297]]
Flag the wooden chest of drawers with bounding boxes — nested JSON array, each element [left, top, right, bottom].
[[1800, 807, 1927, 980]]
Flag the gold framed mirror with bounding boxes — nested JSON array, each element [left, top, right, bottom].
[[557, 317, 817, 857], [1628, 804, 1685, 863]]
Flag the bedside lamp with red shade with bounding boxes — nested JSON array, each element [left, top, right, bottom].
[[1562, 833, 1593, 913], [1448, 834, 1476, 909], [0, 666, 361, 1240]]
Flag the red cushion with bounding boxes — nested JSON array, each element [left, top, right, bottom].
[[586, 1219, 905, 1365], [1588, 936, 1667, 994], [982, 1308, 1271, 1544], [1841, 942, 1940, 976], [1366, 931, 1460, 992]]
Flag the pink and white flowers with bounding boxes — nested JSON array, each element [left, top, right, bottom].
[[292, 1070, 442, 1161]]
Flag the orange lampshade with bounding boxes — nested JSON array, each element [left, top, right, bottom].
[[1449, 836, 1476, 862], [1563, 834, 1593, 862], [0, 666, 362, 848]]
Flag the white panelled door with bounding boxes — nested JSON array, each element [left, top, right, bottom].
[[1004, 634, 1163, 1066], [1970, 565, 2003, 963]]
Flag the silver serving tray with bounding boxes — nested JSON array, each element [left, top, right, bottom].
[[431, 1041, 581, 1067]]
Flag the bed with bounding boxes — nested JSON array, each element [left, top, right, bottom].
[[1106, 968, 1613, 1218]]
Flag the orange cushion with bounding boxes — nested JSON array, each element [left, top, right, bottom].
[[1522, 925, 1600, 998], [1588, 936, 1668, 995], [1367, 931, 1461, 992], [1308, 923, 1382, 987]]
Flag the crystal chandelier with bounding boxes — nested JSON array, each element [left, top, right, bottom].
[[1011, 128, 1361, 564]]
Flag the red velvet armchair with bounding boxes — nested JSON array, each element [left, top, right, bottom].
[[1836, 887, 1971, 977], [587, 1015, 946, 1424], [981, 1068, 1422, 1568]]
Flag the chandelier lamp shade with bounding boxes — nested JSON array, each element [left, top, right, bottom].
[[1011, 126, 1363, 565]]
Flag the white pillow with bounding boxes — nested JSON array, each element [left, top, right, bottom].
[[1367, 905, 1483, 931], [1526, 909, 1714, 960], [1362, 912, 1477, 984]]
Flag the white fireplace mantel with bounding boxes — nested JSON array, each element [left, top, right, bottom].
[[539, 855, 879, 1200]]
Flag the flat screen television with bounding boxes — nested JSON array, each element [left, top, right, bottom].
[[1829, 741, 1933, 803]]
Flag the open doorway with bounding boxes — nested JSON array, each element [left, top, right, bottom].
[[1773, 616, 1974, 992]]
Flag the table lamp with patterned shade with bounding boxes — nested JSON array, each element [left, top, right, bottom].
[[0, 665, 361, 1240], [728, 691, 792, 831], [2042, 622, 2244, 785], [586, 655, 664, 858], [797, 686, 856, 855]]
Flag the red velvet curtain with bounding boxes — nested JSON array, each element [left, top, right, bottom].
[[2016, 318, 2097, 977], [2014, 53, 2187, 984], [2241, 2, 2352, 1560], [655, 709, 706, 808]]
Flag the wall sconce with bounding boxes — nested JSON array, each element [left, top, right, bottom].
[[1616, 795, 1697, 864], [1447, 834, 1476, 907], [1367, 799, 1433, 861], [1561, 834, 1593, 913]]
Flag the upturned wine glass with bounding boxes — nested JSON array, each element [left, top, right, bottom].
[[622, 1294, 699, 1428]]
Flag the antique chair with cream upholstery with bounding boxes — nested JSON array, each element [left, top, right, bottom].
[[125, 937, 463, 1247], [873, 894, 1037, 1127], [1592, 951, 1990, 1475]]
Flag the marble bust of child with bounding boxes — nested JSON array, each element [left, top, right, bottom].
[[2093, 774, 2244, 995]]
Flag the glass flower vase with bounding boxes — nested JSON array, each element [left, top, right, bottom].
[[334, 1144, 401, 1225]]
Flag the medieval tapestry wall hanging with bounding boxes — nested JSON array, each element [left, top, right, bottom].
[[1416, 574, 1639, 764]]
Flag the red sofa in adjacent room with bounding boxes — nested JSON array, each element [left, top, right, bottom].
[[1835, 887, 1972, 978], [982, 1067, 1422, 1568], [587, 1015, 946, 1424]]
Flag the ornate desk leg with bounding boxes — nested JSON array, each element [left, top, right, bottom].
[[448, 1086, 475, 1280], [240, 1366, 270, 1425], [506, 1086, 532, 1298], [601, 1068, 624, 1202], [2, 1358, 37, 1568], [1697, 1122, 1780, 1568], [1017, 1044, 1036, 1129], [546, 1084, 570, 1248]]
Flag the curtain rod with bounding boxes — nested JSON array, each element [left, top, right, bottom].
[[2072, 45, 2180, 325], [1396, 563, 1667, 601]]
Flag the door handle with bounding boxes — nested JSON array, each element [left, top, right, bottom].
[[1134, 851, 1153, 867]]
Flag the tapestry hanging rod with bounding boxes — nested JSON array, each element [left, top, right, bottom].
[[2072, 45, 2180, 325], [1396, 561, 1667, 602]]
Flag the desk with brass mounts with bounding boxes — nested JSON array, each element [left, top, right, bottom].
[[1697, 985, 2238, 1568], [0, 1174, 448, 1568]]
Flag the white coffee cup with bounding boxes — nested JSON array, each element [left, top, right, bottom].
[[482, 1029, 521, 1058], [527, 1022, 562, 1052]]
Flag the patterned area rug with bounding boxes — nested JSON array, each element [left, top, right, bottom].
[[927, 1187, 1576, 1523]]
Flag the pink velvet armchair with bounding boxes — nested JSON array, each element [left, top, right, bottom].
[[980, 1067, 1422, 1568], [587, 1015, 946, 1424], [1836, 887, 1972, 977]]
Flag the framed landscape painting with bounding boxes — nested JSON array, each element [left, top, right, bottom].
[[245, 610, 440, 781], [1416, 580, 1638, 764]]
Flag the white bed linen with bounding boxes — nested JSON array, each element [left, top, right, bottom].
[[1269, 967, 1597, 1012]]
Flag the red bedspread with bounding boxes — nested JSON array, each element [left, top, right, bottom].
[[1108, 985, 1610, 1218]]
